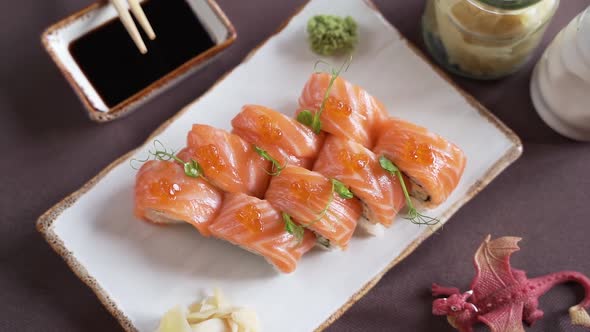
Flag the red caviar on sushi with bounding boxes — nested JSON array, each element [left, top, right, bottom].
[[265, 165, 361, 249], [374, 118, 466, 207], [208, 192, 316, 273], [134, 160, 223, 236], [184, 124, 271, 198], [297, 72, 387, 148], [231, 104, 325, 169], [313, 135, 405, 232]]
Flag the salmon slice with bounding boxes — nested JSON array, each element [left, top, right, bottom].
[[374, 118, 466, 207], [231, 105, 325, 169], [134, 160, 223, 236], [297, 72, 388, 148], [208, 192, 316, 273], [184, 124, 271, 198], [265, 165, 361, 249], [313, 135, 405, 228]]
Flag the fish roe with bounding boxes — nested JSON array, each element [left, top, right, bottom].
[[405, 138, 434, 165], [236, 204, 264, 233], [149, 179, 181, 202], [196, 144, 226, 174], [337, 149, 370, 171], [256, 115, 283, 142], [323, 96, 352, 118], [289, 179, 329, 202]]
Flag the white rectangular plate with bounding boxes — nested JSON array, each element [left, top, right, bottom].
[[37, 0, 522, 331]]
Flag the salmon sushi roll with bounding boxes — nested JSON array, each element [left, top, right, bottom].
[[208, 192, 316, 273], [134, 160, 223, 236], [184, 124, 271, 198], [265, 165, 362, 250], [374, 118, 466, 207], [313, 135, 405, 234], [297, 73, 388, 148], [231, 105, 325, 169]]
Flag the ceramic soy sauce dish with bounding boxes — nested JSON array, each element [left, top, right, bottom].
[[42, 0, 236, 122]]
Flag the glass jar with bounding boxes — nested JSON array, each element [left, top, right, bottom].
[[422, 0, 559, 79], [531, 6, 590, 141]]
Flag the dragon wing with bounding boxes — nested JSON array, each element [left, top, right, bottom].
[[479, 303, 525, 332], [469, 235, 522, 301]]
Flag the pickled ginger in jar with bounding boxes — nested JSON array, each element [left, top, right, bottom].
[[422, 0, 559, 79]]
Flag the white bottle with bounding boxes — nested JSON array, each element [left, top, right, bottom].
[[531, 6, 590, 141]]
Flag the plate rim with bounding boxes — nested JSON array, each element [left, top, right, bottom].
[[36, 0, 523, 331]]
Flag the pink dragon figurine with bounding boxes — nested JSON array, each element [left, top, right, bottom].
[[432, 235, 590, 332]]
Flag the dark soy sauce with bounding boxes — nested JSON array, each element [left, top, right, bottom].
[[69, 0, 215, 107]]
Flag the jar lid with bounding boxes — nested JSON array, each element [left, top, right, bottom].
[[476, 0, 543, 10], [447, 0, 558, 41]]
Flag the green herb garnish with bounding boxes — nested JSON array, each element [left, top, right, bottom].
[[305, 193, 333, 227], [183, 159, 203, 178], [254, 146, 286, 176], [297, 56, 352, 134], [307, 15, 358, 56], [282, 178, 355, 240], [131, 140, 203, 178], [379, 156, 439, 226], [300, 178, 354, 229], [332, 179, 354, 199], [282, 212, 305, 242]]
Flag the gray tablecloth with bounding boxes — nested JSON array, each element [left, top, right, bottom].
[[1, 0, 589, 331]]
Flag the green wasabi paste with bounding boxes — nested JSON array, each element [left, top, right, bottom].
[[307, 15, 358, 56]]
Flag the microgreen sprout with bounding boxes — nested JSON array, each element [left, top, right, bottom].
[[297, 56, 353, 134], [282, 212, 305, 242], [130, 140, 203, 178], [379, 156, 439, 226], [254, 146, 286, 176]]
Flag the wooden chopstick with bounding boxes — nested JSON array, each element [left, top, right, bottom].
[[110, 0, 156, 54], [128, 0, 156, 41]]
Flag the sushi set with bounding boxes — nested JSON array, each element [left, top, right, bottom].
[[134, 72, 467, 272], [36, 0, 522, 331]]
